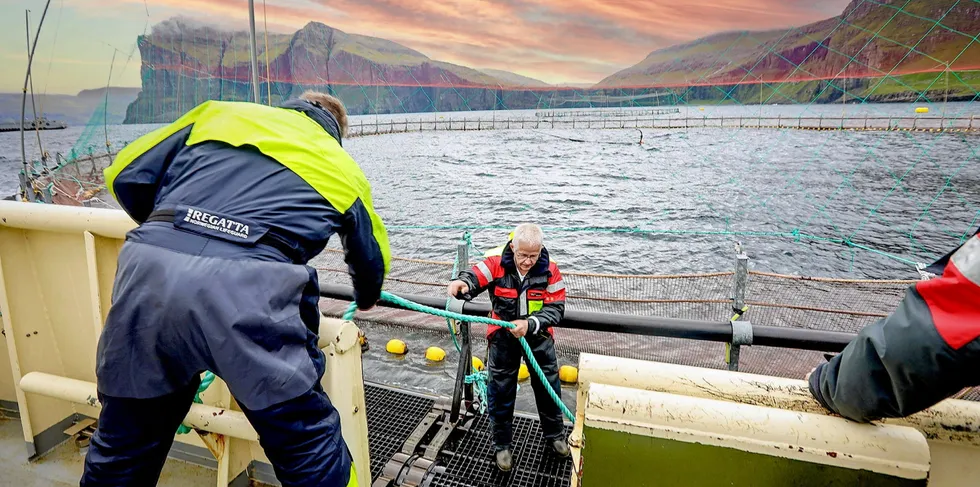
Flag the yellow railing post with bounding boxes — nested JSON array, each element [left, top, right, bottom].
[[318, 316, 371, 487], [0, 202, 372, 487]]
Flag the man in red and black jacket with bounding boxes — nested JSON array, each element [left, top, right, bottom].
[[447, 223, 569, 472], [809, 229, 980, 422]]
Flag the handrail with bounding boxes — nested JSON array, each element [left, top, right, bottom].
[[0, 201, 134, 237], [318, 282, 857, 352], [19, 372, 260, 441], [0, 201, 861, 354], [573, 354, 980, 448]]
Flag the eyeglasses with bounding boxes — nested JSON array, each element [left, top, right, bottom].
[[515, 252, 539, 262]]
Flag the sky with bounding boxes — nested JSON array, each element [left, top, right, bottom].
[[0, 0, 852, 94]]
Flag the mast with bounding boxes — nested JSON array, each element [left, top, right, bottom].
[[26, 10, 45, 164], [105, 50, 116, 152], [263, 0, 272, 105], [247, 0, 261, 103], [19, 0, 52, 201]]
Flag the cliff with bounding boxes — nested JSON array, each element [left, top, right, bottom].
[[124, 1, 980, 123], [596, 0, 980, 103], [124, 19, 554, 122]]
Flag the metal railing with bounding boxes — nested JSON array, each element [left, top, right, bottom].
[[318, 282, 856, 355], [534, 108, 681, 117], [347, 114, 978, 137]]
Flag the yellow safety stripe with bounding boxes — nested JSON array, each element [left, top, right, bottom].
[[104, 103, 206, 201], [347, 462, 358, 487], [104, 100, 391, 273]]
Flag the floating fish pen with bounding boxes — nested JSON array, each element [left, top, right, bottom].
[[1, 203, 979, 487], [535, 108, 681, 118], [15, 110, 978, 208], [344, 114, 979, 137], [0, 118, 68, 133]]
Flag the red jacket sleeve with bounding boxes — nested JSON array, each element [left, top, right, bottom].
[[455, 256, 503, 298]]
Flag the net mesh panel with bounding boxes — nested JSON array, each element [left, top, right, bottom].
[[26, 0, 977, 278], [32, 153, 115, 207], [746, 272, 911, 332], [313, 249, 915, 379], [18, 0, 976, 388]]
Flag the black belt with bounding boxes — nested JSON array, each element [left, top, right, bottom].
[[146, 209, 303, 263]]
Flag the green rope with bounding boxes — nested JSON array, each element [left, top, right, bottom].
[[451, 232, 493, 411], [342, 301, 358, 321], [344, 291, 494, 412], [345, 290, 575, 423], [842, 239, 920, 266], [464, 371, 489, 414], [176, 371, 216, 434], [445, 232, 480, 353]]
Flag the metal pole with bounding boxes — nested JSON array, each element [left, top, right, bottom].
[[25, 10, 45, 164], [450, 237, 472, 423], [263, 0, 272, 105], [104, 51, 116, 153], [727, 244, 750, 370], [19, 1, 52, 202], [20, 10, 31, 188], [247, 0, 261, 103], [21, 372, 260, 441], [458, 239, 473, 407]]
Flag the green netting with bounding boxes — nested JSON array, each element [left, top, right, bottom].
[[25, 0, 979, 273], [311, 247, 913, 380], [67, 102, 110, 160]]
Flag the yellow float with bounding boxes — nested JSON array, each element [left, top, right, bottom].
[[425, 347, 446, 362], [386, 339, 407, 355], [559, 365, 578, 384]]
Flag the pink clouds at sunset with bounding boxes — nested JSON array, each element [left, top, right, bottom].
[[100, 0, 852, 84]]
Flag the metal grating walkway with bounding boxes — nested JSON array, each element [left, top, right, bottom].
[[364, 383, 572, 487]]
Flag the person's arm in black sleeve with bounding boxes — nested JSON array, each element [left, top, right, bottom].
[[809, 236, 980, 422], [340, 197, 390, 310], [452, 256, 502, 300]]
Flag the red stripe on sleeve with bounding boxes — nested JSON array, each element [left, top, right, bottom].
[[916, 260, 980, 350]]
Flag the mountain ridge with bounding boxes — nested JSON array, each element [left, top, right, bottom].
[[597, 0, 980, 95], [122, 2, 980, 123]]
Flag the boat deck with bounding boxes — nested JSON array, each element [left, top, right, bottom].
[[0, 383, 572, 487], [0, 414, 218, 486], [365, 384, 573, 487]]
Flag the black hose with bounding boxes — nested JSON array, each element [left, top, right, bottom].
[[318, 282, 856, 353]]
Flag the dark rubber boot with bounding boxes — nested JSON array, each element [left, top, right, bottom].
[[495, 449, 513, 472], [551, 438, 570, 457]]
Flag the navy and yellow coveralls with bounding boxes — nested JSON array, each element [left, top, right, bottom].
[[82, 99, 390, 487]]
